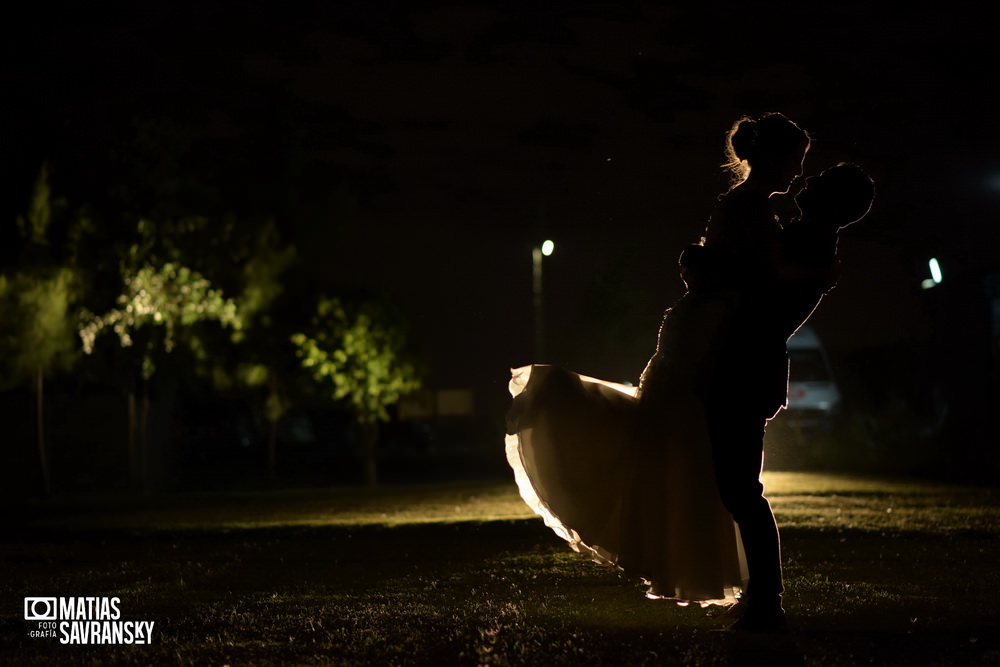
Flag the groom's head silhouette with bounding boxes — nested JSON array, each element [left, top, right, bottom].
[[795, 163, 874, 228]]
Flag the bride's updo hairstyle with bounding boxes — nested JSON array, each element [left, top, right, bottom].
[[723, 112, 811, 187]]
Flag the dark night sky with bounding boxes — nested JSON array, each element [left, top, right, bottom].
[[5, 1, 999, 393]]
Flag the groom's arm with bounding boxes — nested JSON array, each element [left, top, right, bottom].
[[777, 221, 840, 292], [769, 222, 844, 339]]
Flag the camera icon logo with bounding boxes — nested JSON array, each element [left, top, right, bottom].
[[24, 598, 58, 621]]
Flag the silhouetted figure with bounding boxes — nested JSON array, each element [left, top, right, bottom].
[[685, 113, 811, 633], [686, 154, 874, 632], [772, 162, 875, 336], [503, 114, 873, 632]]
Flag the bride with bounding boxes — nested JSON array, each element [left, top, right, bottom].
[[504, 302, 746, 603], [505, 113, 811, 605]]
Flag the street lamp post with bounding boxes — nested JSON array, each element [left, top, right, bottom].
[[533, 240, 554, 361]]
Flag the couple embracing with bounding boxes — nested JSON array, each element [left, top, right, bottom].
[[505, 112, 874, 633]]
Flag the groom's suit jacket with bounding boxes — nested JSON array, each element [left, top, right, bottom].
[[679, 220, 840, 420]]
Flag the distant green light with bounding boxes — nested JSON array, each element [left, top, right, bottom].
[[929, 257, 942, 284], [541, 240, 555, 257]]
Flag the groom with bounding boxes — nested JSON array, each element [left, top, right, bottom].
[[685, 163, 874, 632]]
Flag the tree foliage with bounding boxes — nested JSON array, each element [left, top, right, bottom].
[[15, 163, 61, 246], [0, 164, 78, 381], [3, 153, 429, 491], [291, 296, 421, 424], [2, 163, 83, 496], [238, 220, 297, 326], [75, 217, 246, 493], [0, 268, 78, 388], [79, 223, 242, 379], [230, 218, 299, 401]]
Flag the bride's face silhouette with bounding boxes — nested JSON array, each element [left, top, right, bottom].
[[772, 148, 807, 195], [748, 145, 808, 196]]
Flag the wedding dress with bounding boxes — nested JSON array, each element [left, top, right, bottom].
[[505, 294, 747, 603]]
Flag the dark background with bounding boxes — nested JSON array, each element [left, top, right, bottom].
[[3, 1, 999, 487]]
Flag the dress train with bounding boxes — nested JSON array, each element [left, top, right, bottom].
[[505, 303, 747, 603]]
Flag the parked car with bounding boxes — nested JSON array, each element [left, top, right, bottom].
[[785, 325, 841, 428]]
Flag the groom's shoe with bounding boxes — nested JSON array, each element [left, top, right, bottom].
[[730, 604, 787, 634], [723, 596, 750, 620]]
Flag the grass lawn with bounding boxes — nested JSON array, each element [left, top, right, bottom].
[[2, 472, 999, 665]]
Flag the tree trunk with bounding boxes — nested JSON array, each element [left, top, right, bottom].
[[267, 418, 278, 485], [266, 375, 279, 485], [127, 391, 140, 493], [35, 366, 50, 497], [362, 421, 379, 487], [140, 392, 152, 495]]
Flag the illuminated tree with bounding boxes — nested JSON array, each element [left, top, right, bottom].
[[0, 164, 81, 496], [291, 296, 422, 486], [79, 225, 241, 492], [230, 220, 298, 482], [0, 270, 79, 496]]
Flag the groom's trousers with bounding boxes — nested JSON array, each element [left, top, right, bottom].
[[704, 345, 788, 609]]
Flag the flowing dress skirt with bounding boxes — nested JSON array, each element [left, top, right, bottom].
[[505, 301, 747, 603]]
